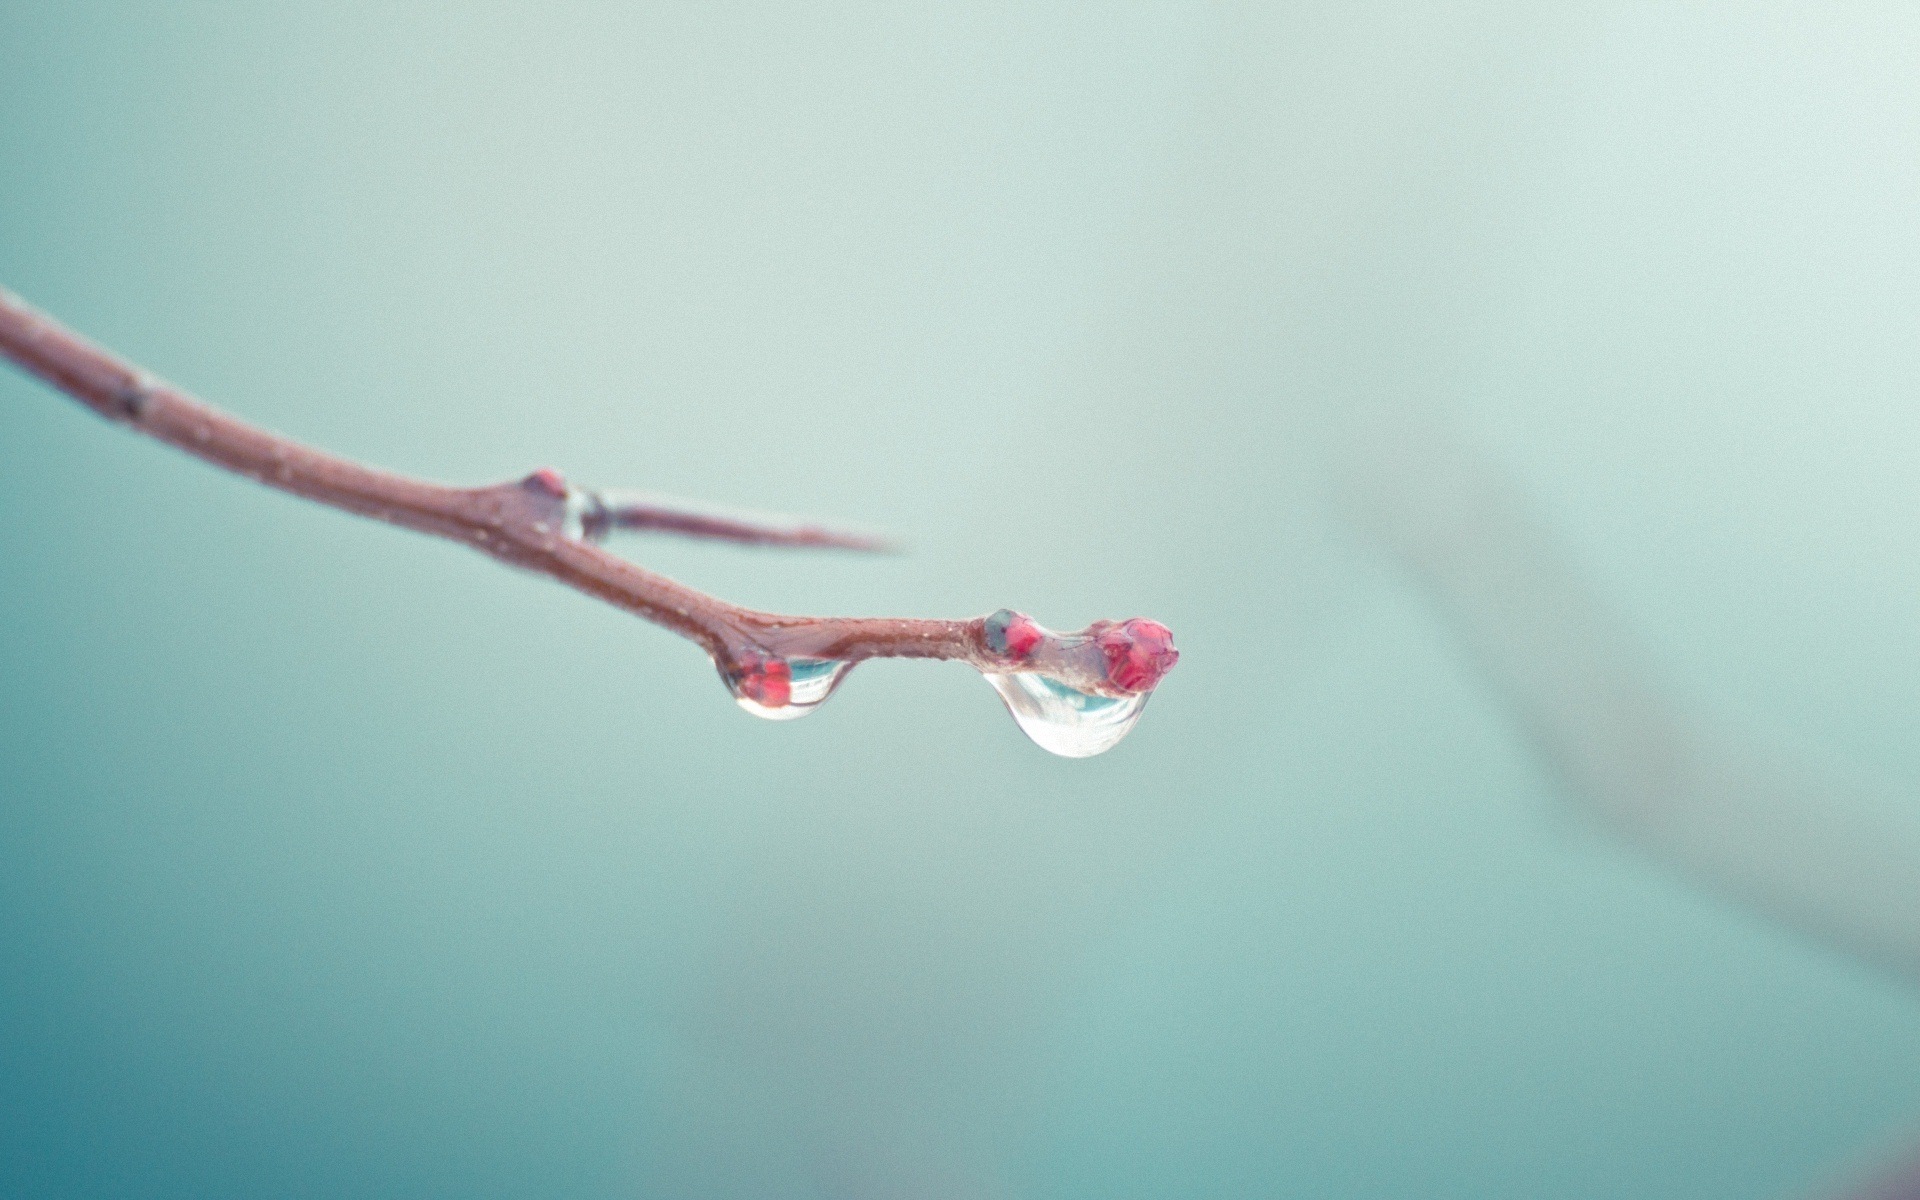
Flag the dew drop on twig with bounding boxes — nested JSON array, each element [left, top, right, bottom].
[[982, 671, 1151, 758], [722, 653, 854, 721]]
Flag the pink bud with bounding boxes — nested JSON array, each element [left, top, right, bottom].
[[984, 608, 1046, 661], [525, 468, 569, 498], [1096, 619, 1179, 694]]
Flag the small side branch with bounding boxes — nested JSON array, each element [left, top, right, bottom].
[[0, 286, 1173, 703], [576, 488, 896, 553]]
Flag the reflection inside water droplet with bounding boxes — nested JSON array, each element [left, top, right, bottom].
[[726, 656, 854, 721], [983, 671, 1150, 758]]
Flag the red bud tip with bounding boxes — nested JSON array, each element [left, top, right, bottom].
[[526, 468, 569, 498], [982, 608, 1045, 661], [1004, 614, 1043, 659], [1096, 619, 1179, 694]]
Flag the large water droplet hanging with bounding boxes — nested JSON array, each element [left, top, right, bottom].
[[983, 671, 1151, 758], [724, 654, 854, 721]]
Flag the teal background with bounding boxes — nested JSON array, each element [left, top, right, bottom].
[[3, 4, 1919, 1196]]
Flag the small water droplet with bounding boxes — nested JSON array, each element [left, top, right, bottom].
[[560, 488, 606, 542], [724, 654, 854, 721], [983, 671, 1150, 758]]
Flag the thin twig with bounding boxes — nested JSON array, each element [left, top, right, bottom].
[[578, 488, 898, 553], [0, 286, 1175, 704]]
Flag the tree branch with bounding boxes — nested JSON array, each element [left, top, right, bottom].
[[0, 286, 1176, 731]]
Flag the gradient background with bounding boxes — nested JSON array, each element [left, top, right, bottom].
[[4, 4, 1920, 1197]]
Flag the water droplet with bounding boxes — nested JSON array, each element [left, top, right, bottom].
[[983, 671, 1151, 758], [559, 488, 606, 541], [724, 653, 854, 721], [559, 496, 589, 540]]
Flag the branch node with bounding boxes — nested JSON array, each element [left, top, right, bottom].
[[112, 378, 153, 421]]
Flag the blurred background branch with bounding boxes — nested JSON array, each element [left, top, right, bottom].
[[1339, 409, 1920, 1197], [1343, 413, 1920, 984]]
